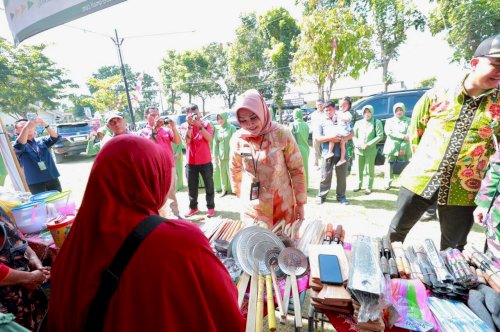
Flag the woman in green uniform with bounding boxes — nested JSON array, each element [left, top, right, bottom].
[[291, 108, 310, 188], [213, 112, 236, 196]]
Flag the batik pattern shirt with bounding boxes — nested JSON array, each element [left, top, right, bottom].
[[230, 125, 307, 227], [400, 76, 500, 206]]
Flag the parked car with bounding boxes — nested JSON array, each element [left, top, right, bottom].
[[202, 111, 240, 130], [351, 88, 429, 164], [51, 122, 93, 163]]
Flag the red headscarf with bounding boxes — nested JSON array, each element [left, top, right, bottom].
[[236, 89, 278, 138], [48, 135, 244, 332]]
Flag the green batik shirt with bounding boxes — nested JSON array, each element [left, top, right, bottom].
[[399, 75, 500, 206]]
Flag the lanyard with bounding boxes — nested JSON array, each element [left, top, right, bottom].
[[249, 134, 265, 174], [26, 140, 41, 161]]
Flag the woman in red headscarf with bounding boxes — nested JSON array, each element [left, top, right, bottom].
[[230, 89, 307, 228], [47, 135, 244, 332]]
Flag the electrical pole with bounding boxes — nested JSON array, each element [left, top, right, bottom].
[[111, 29, 135, 128]]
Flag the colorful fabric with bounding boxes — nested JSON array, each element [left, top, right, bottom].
[[0, 207, 47, 330], [48, 136, 243, 332], [13, 136, 60, 186], [230, 125, 307, 227], [291, 109, 310, 188], [400, 77, 500, 206], [235, 89, 278, 138], [180, 120, 213, 165], [475, 150, 500, 263]]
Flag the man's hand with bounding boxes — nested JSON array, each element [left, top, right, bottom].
[[329, 136, 341, 143], [295, 204, 305, 221], [473, 206, 488, 227], [22, 269, 50, 290]]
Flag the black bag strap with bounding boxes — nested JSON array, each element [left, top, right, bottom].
[[84, 215, 166, 332]]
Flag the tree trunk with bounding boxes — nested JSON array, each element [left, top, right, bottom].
[[317, 80, 324, 102], [201, 97, 206, 115], [382, 58, 389, 92]]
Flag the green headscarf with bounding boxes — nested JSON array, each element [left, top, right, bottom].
[[218, 112, 229, 127], [393, 102, 407, 115], [293, 108, 304, 122]]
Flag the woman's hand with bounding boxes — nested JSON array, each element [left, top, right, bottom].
[[473, 206, 488, 227], [295, 204, 304, 221], [22, 270, 50, 290]]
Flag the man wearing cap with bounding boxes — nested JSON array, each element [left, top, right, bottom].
[[13, 116, 62, 194], [315, 101, 354, 205], [388, 34, 500, 250], [86, 112, 129, 155], [138, 106, 182, 219], [180, 104, 216, 218]]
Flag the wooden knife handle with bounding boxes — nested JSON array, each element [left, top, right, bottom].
[[266, 275, 276, 331]]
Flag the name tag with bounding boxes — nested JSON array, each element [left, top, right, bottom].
[[250, 181, 260, 200], [38, 161, 47, 171]]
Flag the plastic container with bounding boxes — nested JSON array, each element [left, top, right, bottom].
[[11, 202, 48, 234], [45, 191, 75, 217], [46, 215, 75, 248], [30, 190, 59, 203]]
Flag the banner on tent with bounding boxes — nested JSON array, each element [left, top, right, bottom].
[[4, 0, 126, 45]]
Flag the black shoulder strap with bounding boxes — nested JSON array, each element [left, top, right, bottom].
[[84, 215, 166, 332]]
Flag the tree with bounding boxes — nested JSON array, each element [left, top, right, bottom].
[[292, 8, 373, 100], [83, 76, 127, 116], [159, 50, 183, 112], [362, 0, 425, 91], [428, 0, 500, 63], [415, 76, 437, 89], [68, 94, 95, 120], [91, 65, 158, 120], [229, 13, 269, 97], [258, 8, 300, 111], [203, 42, 239, 108], [0, 40, 75, 119]]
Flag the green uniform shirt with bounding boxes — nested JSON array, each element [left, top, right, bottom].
[[400, 76, 500, 206]]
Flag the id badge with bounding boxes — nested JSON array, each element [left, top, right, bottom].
[[250, 182, 260, 201], [38, 161, 47, 171]]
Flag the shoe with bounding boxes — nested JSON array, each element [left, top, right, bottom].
[[365, 189, 372, 195], [337, 197, 349, 205], [219, 190, 227, 197], [316, 197, 325, 205], [207, 209, 216, 218], [336, 159, 346, 166], [185, 208, 199, 217], [384, 185, 391, 190], [325, 152, 334, 159], [353, 188, 362, 192]]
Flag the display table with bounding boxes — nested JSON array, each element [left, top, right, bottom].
[[25, 230, 59, 265]]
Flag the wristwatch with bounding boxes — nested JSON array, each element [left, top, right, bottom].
[[44, 124, 50, 129]]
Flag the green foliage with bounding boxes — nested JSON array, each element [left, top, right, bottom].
[[159, 50, 183, 112], [67, 94, 95, 120], [292, 8, 373, 100], [0, 40, 76, 119], [258, 7, 300, 107], [82, 76, 126, 115], [428, 0, 500, 63], [415, 76, 437, 89], [90, 65, 158, 120]]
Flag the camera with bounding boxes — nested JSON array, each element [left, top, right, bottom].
[[27, 112, 37, 121], [161, 116, 173, 124], [192, 114, 198, 121]]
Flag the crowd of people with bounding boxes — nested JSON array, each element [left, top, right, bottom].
[[0, 34, 497, 330]]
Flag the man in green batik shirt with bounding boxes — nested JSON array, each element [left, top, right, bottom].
[[389, 34, 500, 250], [291, 108, 310, 188]]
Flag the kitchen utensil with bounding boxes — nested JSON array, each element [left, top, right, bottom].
[[278, 247, 307, 330]]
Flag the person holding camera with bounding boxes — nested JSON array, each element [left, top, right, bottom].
[[138, 106, 182, 219], [180, 104, 216, 218], [13, 116, 62, 194]]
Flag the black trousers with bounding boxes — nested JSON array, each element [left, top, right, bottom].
[[28, 178, 62, 195], [186, 162, 215, 210], [388, 187, 475, 250]]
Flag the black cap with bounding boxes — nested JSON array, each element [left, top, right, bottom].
[[324, 101, 336, 108], [473, 34, 500, 58], [189, 103, 199, 111]]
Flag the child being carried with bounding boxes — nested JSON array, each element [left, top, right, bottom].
[[325, 111, 352, 166]]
